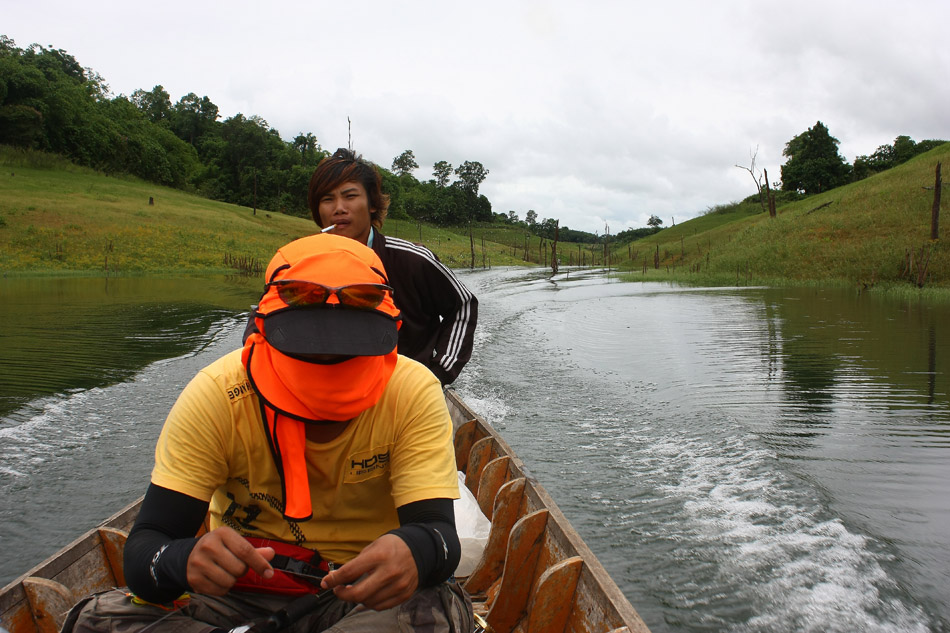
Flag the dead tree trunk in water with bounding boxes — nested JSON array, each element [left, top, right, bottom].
[[469, 222, 475, 269], [764, 168, 777, 218], [932, 162, 942, 241], [551, 220, 560, 274]]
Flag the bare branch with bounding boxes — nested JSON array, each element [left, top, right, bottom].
[[735, 146, 768, 214]]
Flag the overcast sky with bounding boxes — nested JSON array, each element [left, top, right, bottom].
[[6, 1, 949, 233]]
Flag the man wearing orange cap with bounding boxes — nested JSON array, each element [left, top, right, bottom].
[[66, 234, 474, 633]]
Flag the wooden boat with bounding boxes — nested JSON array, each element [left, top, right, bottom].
[[0, 389, 651, 633]]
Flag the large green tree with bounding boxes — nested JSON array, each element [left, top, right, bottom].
[[454, 160, 489, 195], [391, 149, 418, 176], [170, 92, 219, 146], [432, 160, 452, 187], [131, 85, 171, 124], [780, 121, 850, 194]]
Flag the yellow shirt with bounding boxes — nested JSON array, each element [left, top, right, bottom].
[[151, 350, 459, 564]]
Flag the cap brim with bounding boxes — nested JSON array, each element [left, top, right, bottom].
[[262, 307, 398, 356]]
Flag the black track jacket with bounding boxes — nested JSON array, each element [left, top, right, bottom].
[[371, 229, 478, 385]]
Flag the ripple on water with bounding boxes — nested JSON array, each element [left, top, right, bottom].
[[453, 272, 947, 633], [0, 315, 248, 587]]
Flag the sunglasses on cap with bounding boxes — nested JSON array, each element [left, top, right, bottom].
[[266, 279, 394, 310]]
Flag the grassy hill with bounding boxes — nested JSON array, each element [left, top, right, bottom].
[[1, 143, 948, 293], [612, 142, 950, 291], [0, 147, 527, 275]]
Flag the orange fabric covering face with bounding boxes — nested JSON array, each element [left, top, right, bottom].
[[240, 233, 401, 521]]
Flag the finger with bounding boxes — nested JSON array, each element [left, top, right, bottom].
[[220, 531, 276, 579], [321, 558, 371, 589], [248, 547, 276, 579], [190, 530, 275, 590], [330, 564, 415, 610], [251, 547, 277, 580], [335, 580, 410, 612], [327, 571, 377, 602], [187, 556, 242, 596]]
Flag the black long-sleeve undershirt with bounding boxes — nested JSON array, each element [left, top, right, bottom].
[[124, 483, 460, 604]]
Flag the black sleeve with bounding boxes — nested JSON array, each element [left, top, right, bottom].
[[427, 266, 477, 386], [389, 498, 460, 587], [124, 483, 209, 604]]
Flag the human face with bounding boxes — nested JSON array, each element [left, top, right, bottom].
[[317, 180, 373, 244]]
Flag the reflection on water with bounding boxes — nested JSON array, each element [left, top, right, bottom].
[[2, 270, 949, 633], [0, 275, 261, 586], [0, 276, 260, 418]]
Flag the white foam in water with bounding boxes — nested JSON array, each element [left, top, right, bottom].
[[0, 316, 246, 492], [653, 429, 930, 633], [1, 316, 249, 587], [453, 390, 507, 427], [739, 520, 929, 633]]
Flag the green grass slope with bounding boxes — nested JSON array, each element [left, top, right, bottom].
[[2, 143, 947, 291], [616, 143, 950, 289], [0, 147, 526, 275]]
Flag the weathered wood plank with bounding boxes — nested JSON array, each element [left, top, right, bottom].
[[475, 456, 512, 520], [453, 419, 480, 474], [464, 477, 527, 595], [521, 479, 651, 633], [22, 578, 72, 633], [525, 556, 582, 633], [1, 598, 36, 633], [465, 436, 497, 494], [98, 528, 128, 588], [485, 509, 550, 633]]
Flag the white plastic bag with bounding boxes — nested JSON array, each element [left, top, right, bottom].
[[453, 470, 491, 576]]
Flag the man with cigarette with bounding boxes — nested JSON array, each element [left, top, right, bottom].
[[308, 149, 478, 387]]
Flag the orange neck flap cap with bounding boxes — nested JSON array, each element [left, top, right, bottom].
[[241, 233, 400, 521]]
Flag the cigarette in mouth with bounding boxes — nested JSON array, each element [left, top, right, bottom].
[[321, 224, 336, 233]]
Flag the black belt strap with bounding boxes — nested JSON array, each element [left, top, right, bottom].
[[270, 554, 332, 582]]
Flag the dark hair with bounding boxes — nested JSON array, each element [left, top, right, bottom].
[[307, 148, 389, 229]]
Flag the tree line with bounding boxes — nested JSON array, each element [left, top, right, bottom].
[[0, 37, 328, 215], [2, 36, 944, 246], [779, 121, 945, 195], [0, 35, 672, 244]]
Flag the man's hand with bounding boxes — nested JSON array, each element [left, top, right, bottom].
[[320, 533, 418, 611], [186, 527, 275, 595]]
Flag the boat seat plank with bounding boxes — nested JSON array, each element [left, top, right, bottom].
[[476, 456, 512, 520], [453, 419, 484, 474], [464, 478, 527, 594], [97, 528, 128, 588], [22, 578, 72, 633], [525, 556, 582, 633], [485, 509, 550, 633], [465, 436, 498, 493]]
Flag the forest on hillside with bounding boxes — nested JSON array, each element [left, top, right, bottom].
[[1, 36, 944, 247]]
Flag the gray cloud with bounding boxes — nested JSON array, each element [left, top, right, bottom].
[[5, 0, 948, 233]]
